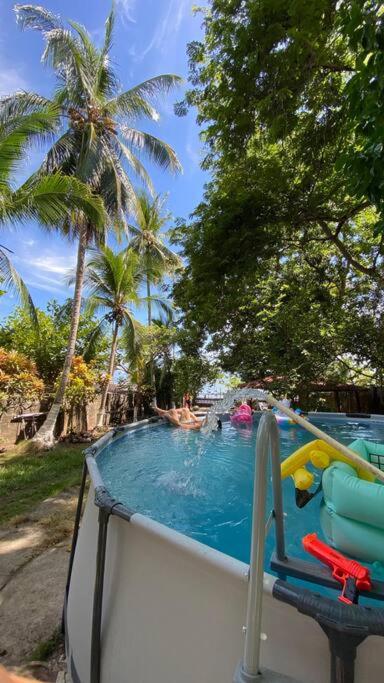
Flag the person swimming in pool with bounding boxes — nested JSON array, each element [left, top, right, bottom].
[[154, 406, 205, 430]]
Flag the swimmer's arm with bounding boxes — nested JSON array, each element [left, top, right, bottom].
[[165, 414, 181, 427]]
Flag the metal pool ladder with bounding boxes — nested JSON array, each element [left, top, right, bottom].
[[233, 410, 384, 683], [233, 410, 297, 683]]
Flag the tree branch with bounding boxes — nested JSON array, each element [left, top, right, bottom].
[[319, 63, 355, 74], [319, 220, 380, 279]]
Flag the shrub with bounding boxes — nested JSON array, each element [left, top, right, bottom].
[[0, 348, 44, 415]]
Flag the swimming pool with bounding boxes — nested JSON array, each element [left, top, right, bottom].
[[97, 416, 384, 569], [65, 414, 384, 683]]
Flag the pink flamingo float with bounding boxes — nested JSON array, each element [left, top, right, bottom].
[[230, 403, 253, 426]]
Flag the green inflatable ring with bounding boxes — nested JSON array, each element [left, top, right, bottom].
[[321, 438, 384, 563]]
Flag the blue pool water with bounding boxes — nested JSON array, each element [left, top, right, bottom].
[[97, 417, 384, 575]]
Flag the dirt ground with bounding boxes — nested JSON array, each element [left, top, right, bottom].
[[0, 489, 80, 682]]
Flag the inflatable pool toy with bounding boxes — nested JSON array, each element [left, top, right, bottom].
[[273, 407, 304, 428], [320, 460, 384, 564], [230, 403, 253, 426], [281, 438, 375, 491], [281, 438, 384, 563]]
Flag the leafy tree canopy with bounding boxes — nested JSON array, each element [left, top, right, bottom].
[[173, 0, 384, 389], [172, 355, 219, 403], [0, 348, 44, 415], [0, 299, 109, 386]]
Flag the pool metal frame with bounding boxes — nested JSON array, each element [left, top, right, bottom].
[[64, 411, 384, 683], [64, 417, 160, 683]]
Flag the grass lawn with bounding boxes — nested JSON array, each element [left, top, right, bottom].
[[0, 443, 85, 525]]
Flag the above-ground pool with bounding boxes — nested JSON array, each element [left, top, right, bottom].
[[97, 417, 384, 570], [65, 414, 384, 683]]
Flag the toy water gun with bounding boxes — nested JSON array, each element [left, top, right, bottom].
[[302, 533, 372, 605]]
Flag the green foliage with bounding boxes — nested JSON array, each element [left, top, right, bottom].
[[60, 356, 100, 410], [0, 299, 109, 385], [129, 192, 182, 285], [84, 246, 141, 331], [0, 348, 44, 415], [0, 102, 105, 318], [13, 4, 182, 230], [172, 0, 384, 390], [172, 355, 219, 403], [122, 320, 176, 385], [339, 1, 384, 222]]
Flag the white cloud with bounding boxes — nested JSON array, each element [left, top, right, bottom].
[[28, 254, 75, 276], [12, 247, 77, 297], [134, 0, 190, 61], [0, 65, 27, 96], [22, 277, 68, 296], [116, 0, 136, 24]]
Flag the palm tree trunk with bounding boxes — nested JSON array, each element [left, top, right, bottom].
[[147, 275, 156, 406], [97, 320, 119, 427], [33, 224, 88, 447]]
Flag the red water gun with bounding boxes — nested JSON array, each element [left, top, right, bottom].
[[302, 533, 372, 605]]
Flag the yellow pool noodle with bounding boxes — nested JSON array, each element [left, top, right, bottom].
[[292, 467, 314, 491], [281, 439, 374, 484]]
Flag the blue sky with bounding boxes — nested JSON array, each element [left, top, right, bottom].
[[0, 0, 207, 320]]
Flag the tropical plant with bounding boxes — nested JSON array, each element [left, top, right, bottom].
[[81, 245, 165, 426], [129, 191, 182, 399], [60, 355, 100, 432], [0, 300, 109, 385], [60, 356, 99, 409], [0, 348, 44, 417], [172, 0, 384, 390], [172, 355, 219, 405], [12, 4, 182, 445], [0, 99, 105, 321]]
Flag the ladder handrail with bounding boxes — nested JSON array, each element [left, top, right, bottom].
[[238, 411, 285, 680]]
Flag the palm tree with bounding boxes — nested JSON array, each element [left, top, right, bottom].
[[82, 245, 166, 426], [12, 4, 182, 445], [129, 191, 182, 401], [0, 100, 105, 322]]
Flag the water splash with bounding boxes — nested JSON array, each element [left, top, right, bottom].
[[202, 388, 268, 433], [156, 470, 203, 498]]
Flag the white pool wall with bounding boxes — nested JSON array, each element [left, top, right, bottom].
[[66, 483, 384, 683], [65, 416, 384, 683]]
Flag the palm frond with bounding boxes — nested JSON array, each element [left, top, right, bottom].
[[0, 247, 38, 326], [120, 126, 181, 172], [99, 137, 137, 219], [80, 315, 109, 362], [41, 29, 93, 100], [0, 108, 61, 188], [117, 140, 154, 195], [116, 75, 182, 101], [69, 20, 99, 69], [40, 130, 78, 174], [95, 6, 118, 99], [0, 91, 55, 125], [7, 173, 106, 228], [122, 307, 136, 338], [142, 295, 173, 318], [107, 91, 160, 121], [15, 4, 61, 33]]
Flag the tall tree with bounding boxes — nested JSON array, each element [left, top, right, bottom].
[[129, 191, 182, 400], [13, 4, 181, 445], [0, 98, 105, 321], [172, 0, 384, 387], [81, 246, 150, 426]]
